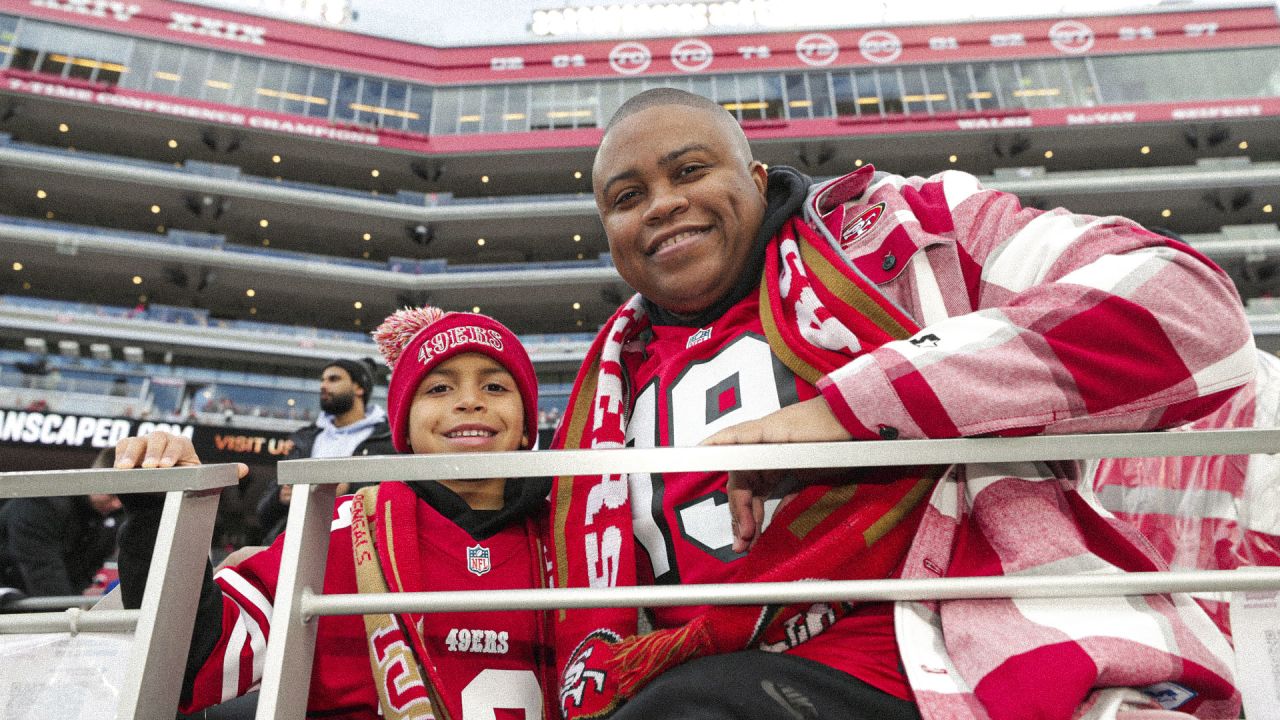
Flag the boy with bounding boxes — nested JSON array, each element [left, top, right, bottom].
[[115, 306, 551, 719]]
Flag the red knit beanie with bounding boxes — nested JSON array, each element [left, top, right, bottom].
[[373, 306, 538, 453]]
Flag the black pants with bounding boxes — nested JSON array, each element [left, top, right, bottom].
[[608, 651, 921, 720]]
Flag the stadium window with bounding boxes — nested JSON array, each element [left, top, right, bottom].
[[355, 76, 386, 127], [995, 61, 1025, 109], [784, 73, 811, 120], [1060, 57, 1098, 107], [149, 44, 184, 94], [877, 68, 903, 115], [476, 85, 502, 133], [405, 83, 433, 134], [854, 70, 882, 116], [278, 63, 312, 116], [1012, 60, 1065, 109], [116, 39, 155, 91], [429, 87, 459, 135], [383, 82, 411, 131], [178, 48, 211, 98], [38, 47, 66, 76], [256, 60, 288, 112], [946, 65, 976, 112], [831, 71, 856, 117], [899, 67, 930, 115], [922, 66, 954, 113], [502, 84, 530, 132], [969, 63, 1003, 109], [761, 74, 784, 120], [203, 52, 237, 103], [529, 83, 555, 130], [332, 73, 361, 122], [308, 69, 338, 120], [456, 85, 484, 134], [810, 72, 835, 118], [687, 76, 713, 109]]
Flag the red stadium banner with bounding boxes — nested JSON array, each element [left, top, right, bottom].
[[7, 64, 1280, 154], [0, 0, 1276, 84]]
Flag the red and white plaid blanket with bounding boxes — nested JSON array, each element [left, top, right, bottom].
[[1091, 349, 1280, 642]]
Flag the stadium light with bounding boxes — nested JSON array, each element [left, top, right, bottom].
[[408, 223, 433, 246]]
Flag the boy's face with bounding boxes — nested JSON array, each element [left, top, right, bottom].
[[593, 103, 768, 315], [407, 352, 527, 455]]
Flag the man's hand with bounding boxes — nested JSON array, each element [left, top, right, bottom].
[[702, 397, 853, 553], [114, 431, 248, 479]]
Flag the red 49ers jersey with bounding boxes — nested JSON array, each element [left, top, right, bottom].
[[186, 487, 546, 719], [411, 500, 545, 720], [624, 292, 910, 700]]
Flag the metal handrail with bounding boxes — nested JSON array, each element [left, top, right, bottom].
[[276, 428, 1280, 485], [0, 464, 241, 499], [299, 567, 1280, 618]]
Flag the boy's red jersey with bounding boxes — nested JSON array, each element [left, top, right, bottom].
[[183, 486, 546, 719]]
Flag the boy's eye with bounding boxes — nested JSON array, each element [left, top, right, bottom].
[[424, 383, 449, 395], [484, 382, 510, 392]]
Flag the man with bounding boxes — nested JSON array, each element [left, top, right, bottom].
[[548, 89, 1255, 719], [257, 358, 395, 541], [0, 447, 123, 597]]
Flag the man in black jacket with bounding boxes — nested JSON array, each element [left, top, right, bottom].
[[256, 358, 395, 541]]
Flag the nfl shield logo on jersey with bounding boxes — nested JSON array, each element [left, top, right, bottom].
[[466, 544, 491, 576]]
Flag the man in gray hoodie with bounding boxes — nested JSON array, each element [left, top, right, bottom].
[[256, 358, 395, 541]]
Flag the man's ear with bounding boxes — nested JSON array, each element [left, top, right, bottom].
[[520, 433, 530, 449], [749, 160, 768, 199]]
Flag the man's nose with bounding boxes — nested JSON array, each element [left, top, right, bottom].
[[643, 183, 688, 224]]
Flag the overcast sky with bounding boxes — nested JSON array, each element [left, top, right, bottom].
[[185, 0, 1240, 46]]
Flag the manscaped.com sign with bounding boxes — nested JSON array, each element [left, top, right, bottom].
[[0, 409, 295, 462]]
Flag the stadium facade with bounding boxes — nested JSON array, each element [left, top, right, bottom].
[[0, 0, 1278, 484]]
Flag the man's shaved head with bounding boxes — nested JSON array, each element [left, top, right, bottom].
[[591, 88, 769, 315], [603, 88, 753, 163]]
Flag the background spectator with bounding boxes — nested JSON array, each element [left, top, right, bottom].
[[0, 447, 123, 597]]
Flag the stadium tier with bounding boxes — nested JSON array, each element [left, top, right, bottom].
[[1, 0, 1279, 471]]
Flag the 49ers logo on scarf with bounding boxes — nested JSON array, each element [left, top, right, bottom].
[[841, 202, 885, 249], [417, 325, 505, 365], [369, 626, 433, 718], [467, 544, 492, 576], [560, 631, 620, 716]]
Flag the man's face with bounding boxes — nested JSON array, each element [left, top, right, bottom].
[[319, 366, 358, 415], [407, 352, 527, 456], [593, 104, 768, 315]]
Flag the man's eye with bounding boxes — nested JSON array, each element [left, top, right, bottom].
[[614, 190, 639, 206], [679, 164, 706, 177]]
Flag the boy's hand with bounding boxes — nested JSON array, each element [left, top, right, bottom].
[[114, 432, 248, 479], [702, 397, 853, 553]]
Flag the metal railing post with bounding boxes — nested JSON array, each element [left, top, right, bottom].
[[117, 487, 224, 720], [254, 481, 336, 720]]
